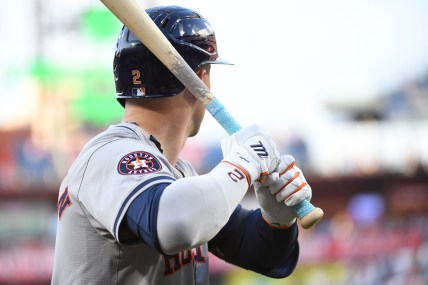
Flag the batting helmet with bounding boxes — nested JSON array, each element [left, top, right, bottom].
[[113, 5, 231, 107]]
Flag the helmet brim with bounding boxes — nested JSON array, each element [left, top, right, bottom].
[[202, 57, 234, 66]]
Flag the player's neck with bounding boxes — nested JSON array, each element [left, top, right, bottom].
[[122, 103, 192, 166]]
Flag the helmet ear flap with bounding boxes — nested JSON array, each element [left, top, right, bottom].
[[115, 47, 185, 105]]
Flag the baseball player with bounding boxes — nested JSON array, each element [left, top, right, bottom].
[[52, 6, 313, 285]]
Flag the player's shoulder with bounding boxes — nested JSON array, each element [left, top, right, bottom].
[[93, 123, 162, 156], [82, 123, 149, 149], [65, 123, 175, 195], [94, 122, 150, 144], [72, 123, 163, 170], [176, 158, 199, 177]]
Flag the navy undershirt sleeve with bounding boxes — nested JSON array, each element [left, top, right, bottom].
[[208, 204, 299, 278], [125, 182, 170, 252]]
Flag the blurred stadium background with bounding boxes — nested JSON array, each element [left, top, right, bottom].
[[1, 0, 428, 284]]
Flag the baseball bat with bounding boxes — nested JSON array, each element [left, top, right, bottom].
[[100, 0, 324, 229]]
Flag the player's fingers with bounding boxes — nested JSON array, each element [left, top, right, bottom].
[[258, 161, 270, 183], [275, 180, 307, 203], [270, 172, 304, 201], [279, 161, 295, 176], [268, 166, 299, 196], [268, 169, 312, 204], [260, 172, 279, 186], [276, 155, 295, 174], [283, 183, 312, 207]]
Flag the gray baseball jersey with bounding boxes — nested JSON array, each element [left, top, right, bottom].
[[52, 123, 210, 285]]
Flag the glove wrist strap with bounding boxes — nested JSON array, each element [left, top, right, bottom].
[[260, 210, 296, 229]]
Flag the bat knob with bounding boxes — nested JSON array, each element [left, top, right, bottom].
[[300, 207, 324, 229]]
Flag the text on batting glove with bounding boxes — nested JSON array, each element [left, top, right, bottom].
[[221, 124, 280, 186]]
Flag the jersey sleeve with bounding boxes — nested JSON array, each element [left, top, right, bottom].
[[208, 205, 299, 278], [77, 138, 176, 243]]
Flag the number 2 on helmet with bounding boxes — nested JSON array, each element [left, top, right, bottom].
[[132, 70, 141, 84]]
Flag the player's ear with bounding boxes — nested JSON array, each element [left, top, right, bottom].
[[196, 65, 211, 89], [196, 64, 210, 79]]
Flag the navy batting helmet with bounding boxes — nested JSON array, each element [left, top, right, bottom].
[[113, 5, 231, 107]]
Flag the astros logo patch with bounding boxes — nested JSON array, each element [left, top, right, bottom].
[[118, 151, 162, 175]]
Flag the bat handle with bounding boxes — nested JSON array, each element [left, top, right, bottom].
[[206, 98, 241, 135], [206, 98, 324, 229], [292, 200, 324, 229]]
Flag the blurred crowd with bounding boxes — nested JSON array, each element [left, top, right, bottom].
[[208, 213, 428, 285], [0, 71, 427, 285]]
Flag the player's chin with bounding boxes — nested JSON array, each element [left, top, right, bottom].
[[189, 111, 205, 137], [189, 124, 201, 137], [190, 119, 205, 137]]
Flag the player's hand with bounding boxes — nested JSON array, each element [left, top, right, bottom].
[[254, 155, 312, 228], [268, 155, 312, 206], [221, 124, 280, 185]]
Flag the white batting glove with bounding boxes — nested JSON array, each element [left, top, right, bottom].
[[254, 173, 296, 228], [221, 124, 280, 185], [254, 155, 312, 228], [269, 155, 312, 206]]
